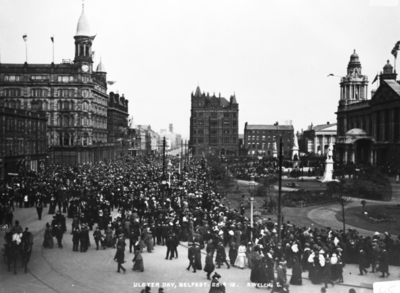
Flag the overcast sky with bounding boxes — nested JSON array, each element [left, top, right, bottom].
[[1, 0, 400, 139]]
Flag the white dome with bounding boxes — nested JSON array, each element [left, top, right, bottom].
[[346, 128, 367, 136], [75, 7, 91, 37], [96, 59, 106, 72]]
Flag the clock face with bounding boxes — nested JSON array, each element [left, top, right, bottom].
[[82, 65, 89, 72]]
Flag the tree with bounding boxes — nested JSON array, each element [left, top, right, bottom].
[[207, 153, 236, 197], [327, 179, 352, 233]]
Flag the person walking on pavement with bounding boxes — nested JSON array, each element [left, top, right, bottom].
[[187, 242, 196, 273], [36, 200, 43, 220], [378, 245, 390, 278], [93, 226, 105, 250], [54, 222, 64, 248], [114, 242, 126, 273], [72, 226, 80, 252], [204, 251, 215, 280], [132, 244, 144, 272], [216, 242, 230, 269], [165, 233, 175, 260], [358, 249, 368, 276], [322, 257, 335, 289]]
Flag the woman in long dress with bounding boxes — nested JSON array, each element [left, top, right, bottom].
[[234, 242, 247, 269], [290, 256, 303, 285], [204, 251, 215, 280], [132, 245, 144, 272], [42, 223, 54, 248]]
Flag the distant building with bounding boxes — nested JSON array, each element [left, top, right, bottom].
[[107, 92, 129, 143], [189, 86, 239, 156], [0, 104, 47, 180], [301, 122, 337, 155], [243, 123, 294, 158]]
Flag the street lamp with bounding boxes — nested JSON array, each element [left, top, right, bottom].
[[250, 196, 254, 241], [275, 122, 283, 244], [167, 159, 172, 187]]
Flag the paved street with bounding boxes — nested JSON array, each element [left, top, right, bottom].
[[3, 204, 399, 293]]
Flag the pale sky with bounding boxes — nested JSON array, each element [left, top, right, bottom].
[[1, 0, 400, 139]]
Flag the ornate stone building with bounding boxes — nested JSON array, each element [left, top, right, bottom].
[[0, 5, 128, 166], [336, 50, 400, 166], [107, 92, 129, 143], [189, 86, 239, 156]]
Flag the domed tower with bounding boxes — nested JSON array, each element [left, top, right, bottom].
[[96, 58, 107, 82], [380, 60, 397, 81], [74, 4, 95, 73], [340, 50, 369, 103]]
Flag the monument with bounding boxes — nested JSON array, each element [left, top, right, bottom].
[[320, 142, 338, 182]]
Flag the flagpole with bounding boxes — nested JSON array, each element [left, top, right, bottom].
[[52, 35, 54, 63], [25, 41, 28, 63]]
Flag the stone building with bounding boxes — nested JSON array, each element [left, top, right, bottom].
[[336, 50, 400, 166], [0, 104, 47, 180], [107, 92, 129, 143], [189, 86, 239, 156], [243, 123, 294, 158], [0, 5, 128, 166], [301, 122, 337, 155]]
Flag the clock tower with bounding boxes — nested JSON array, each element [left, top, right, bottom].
[[74, 4, 94, 73]]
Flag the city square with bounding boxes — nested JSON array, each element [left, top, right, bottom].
[[2, 1, 400, 293]]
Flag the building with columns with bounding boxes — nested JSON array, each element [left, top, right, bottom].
[[336, 50, 400, 166], [301, 122, 337, 155], [0, 5, 128, 167]]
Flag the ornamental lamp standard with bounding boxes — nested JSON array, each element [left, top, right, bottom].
[[167, 159, 173, 187]]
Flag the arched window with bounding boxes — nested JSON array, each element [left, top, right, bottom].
[[82, 133, 88, 146], [57, 100, 62, 110], [43, 101, 48, 111], [63, 133, 70, 146], [63, 115, 69, 126]]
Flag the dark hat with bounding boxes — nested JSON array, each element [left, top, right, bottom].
[[212, 272, 221, 279]]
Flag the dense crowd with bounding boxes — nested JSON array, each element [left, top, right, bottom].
[[1, 155, 399, 293]]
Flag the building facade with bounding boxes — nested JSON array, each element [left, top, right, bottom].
[[107, 92, 129, 143], [0, 6, 127, 166], [243, 123, 294, 158], [0, 105, 47, 180], [189, 86, 239, 156], [336, 50, 400, 166], [301, 122, 337, 155]]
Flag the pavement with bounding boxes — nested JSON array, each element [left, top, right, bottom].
[[1, 176, 400, 293]]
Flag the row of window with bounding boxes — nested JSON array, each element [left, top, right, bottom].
[[3, 75, 91, 83], [4, 118, 45, 132], [247, 135, 292, 142], [3, 139, 45, 156], [193, 120, 238, 126], [1, 88, 91, 98], [193, 112, 238, 118], [246, 143, 291, 149], [193, 137, 238, 144], [247, 130, 293, 135], [193, 129, 238, 135]]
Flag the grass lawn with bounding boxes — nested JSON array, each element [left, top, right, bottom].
[[336, 205, 400, 235], [225, 179, 329, 230]]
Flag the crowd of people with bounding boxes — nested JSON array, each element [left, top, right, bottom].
[[1, 154, 398, 293]]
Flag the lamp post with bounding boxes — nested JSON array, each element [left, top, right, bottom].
[[250, 196, 254, 241], [277, 125, 283, 244], [167, 159, 172, 187]]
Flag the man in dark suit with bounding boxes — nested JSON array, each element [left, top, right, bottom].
[[72, 226, 80, 252], [378, 245, 390, 278], [187, 242, 196, 272], [36, 200, 43, 220], [165, 234, 175, 260]]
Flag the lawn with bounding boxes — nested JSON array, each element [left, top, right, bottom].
[[336, 205, 400, 235]]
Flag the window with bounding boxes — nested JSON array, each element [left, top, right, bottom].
[[223, 121, 229, 126], [198, 120, 204, 125], [198, 138, 204, 144], [224, 137, 230, 144], [210, 120, 218, 126], [58, 76, 74, 82], [211, 130, 218, 135], [198, 129, 204, 135], [4, 88, 21, 96], [223, 130, 230, 134], [58, 89, 74, 97], [198, 112, 204, 117], [31, 89, 48, 97], [4, 75, 21, 82], [232, 120, 237, 126], [211, 112, 217, 118], [210, 138, 219, 144], [31, 75, 47, 81], [224, 113, 230, 118]]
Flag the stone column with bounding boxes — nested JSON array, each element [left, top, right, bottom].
[[344, 148, 348, 163], [321, 135, 325, 155], [314, 135, 318, 154], [351, 146, 355, 163]]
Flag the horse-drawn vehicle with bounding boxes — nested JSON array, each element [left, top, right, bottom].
[[3, 229, 34, 274]]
